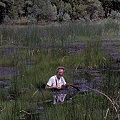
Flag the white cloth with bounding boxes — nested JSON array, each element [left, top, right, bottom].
[[47, 75, 66, 88]]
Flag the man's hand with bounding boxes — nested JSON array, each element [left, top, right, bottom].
[[45, 85, 62, 90], [56, 85, 62, 89], [66, 83, 80, 91]]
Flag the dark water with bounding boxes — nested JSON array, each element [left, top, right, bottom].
[[0, 67, 19, 76]]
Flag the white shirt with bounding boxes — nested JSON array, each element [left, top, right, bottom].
[[47, 75, 66, 88]]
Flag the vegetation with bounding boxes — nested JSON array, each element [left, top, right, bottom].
[[0, 0, 120, 24], [0, 20, 119, 119]]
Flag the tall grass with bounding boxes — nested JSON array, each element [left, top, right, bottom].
[[0, 19, 120, 119], [0, 19, 119, 47]]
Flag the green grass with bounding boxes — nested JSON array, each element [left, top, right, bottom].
[[3, 43, 114, 119], [0, 19, 119, 47], [0, 19, 120, 119]]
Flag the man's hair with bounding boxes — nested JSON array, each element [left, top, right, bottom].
[[56, 66, 65, 73]]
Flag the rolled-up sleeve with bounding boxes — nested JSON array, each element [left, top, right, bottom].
[[47, 76, 54, 86]]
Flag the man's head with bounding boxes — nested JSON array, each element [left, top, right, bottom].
[[56, 66, 65, 78]]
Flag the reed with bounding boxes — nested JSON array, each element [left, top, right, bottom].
[[0, 19, 119, 119]]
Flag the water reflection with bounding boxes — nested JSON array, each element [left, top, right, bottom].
[[53, 93, 67, 104], [51, 88, 77, 104]]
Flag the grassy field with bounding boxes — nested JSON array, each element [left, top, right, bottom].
[[0, 19, 120, 120]]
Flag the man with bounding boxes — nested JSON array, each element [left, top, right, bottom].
[[45, 66, 67, 104], [45, 66, 79, 104], [45, 66, 66, 90], [45, 66, 80, 91]]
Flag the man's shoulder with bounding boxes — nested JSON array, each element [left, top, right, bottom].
[[61, 76, 65, 80], [61, 77, 66, 83], [50, 75, 56, 80]]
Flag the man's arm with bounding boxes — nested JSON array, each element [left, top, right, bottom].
[[65, 83, 80, 91], [45, 84, 61, 90]]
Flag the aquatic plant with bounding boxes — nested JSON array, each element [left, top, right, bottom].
[[0, 20, 120, 119]]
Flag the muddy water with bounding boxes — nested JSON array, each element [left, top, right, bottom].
[[0, 46, 34, 91], [0, 67, 19, 90], [69, 39, 120, 92]]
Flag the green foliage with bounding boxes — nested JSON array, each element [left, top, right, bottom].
[[64, 2, 72, 14], [0, 0, 109, 22], [0, 2, 6, 7], [32, 0, 53, 20], [2, 0, 16, 19], [0, 0, 119, 23]]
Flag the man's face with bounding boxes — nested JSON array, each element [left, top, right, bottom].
[[57, 69, 64, 77]]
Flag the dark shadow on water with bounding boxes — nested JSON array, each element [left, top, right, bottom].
[[0, 67, 19, 76]]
